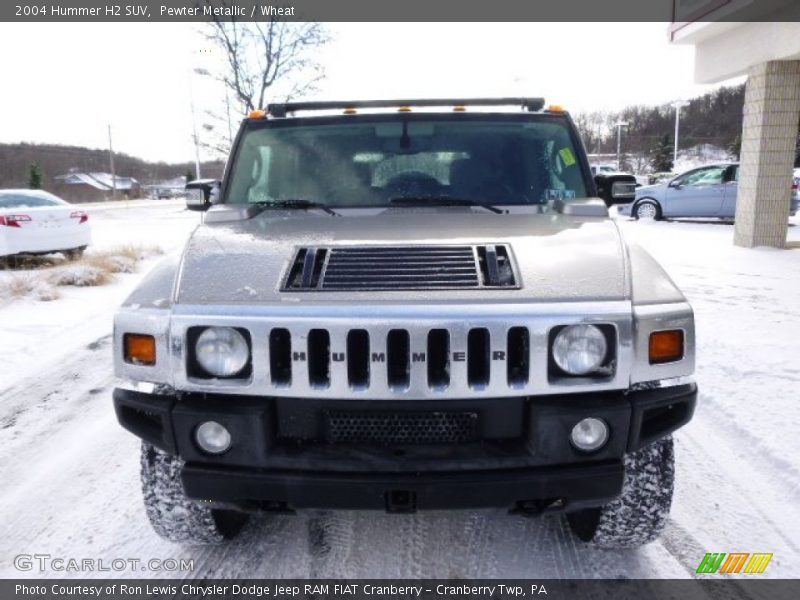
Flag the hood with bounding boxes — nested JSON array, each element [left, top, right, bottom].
[[176, 208, 629, 305], [635, 183, 662, 196]]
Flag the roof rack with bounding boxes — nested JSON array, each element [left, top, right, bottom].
[[266, 97, 546, 118]]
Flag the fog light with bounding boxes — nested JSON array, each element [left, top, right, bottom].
[[570, 417, 609, 452], [195, 421, 231, 455]]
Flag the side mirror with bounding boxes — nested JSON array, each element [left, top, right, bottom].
[[594, 173, 637, 207], [185, 179, 220, 211], [668, 180, 682, 189]]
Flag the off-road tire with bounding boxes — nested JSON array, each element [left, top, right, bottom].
[[565, 436, 674, 548], [64, 246, 86, 260], [634, 200, 662, 221], [140, 442, 249, 544]]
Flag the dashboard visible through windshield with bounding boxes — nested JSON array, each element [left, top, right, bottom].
[[224, 115, 590, 208]]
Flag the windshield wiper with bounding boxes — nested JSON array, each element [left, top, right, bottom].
[[388, 195, 506, 215], [252, 199, 340, 216]]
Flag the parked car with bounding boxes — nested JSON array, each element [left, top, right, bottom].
[[590, 164, 619, 175], [619, 163, 800, 220], [113, 98, 696, 549], [0, 189, 91, 260]]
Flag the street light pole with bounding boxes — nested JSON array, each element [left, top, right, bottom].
[[188, 69, 202, 180], [615, 122, 629, 171], [107, 124, 117, 201], [672, 100, 689, 167]]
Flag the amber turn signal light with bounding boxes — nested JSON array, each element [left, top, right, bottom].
[[649, 330, 684, 364], [124, 334, 156, 366]]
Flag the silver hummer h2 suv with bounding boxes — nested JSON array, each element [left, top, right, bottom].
[[113, 98, 696, 548]]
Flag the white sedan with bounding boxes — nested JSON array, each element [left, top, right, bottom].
[[0, 189, 91, 259]]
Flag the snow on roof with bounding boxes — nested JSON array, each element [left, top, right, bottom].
[[54, 172, 139, 191]]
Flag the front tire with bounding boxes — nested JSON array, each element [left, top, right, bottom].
[[634, 200, 661, 221], [565, 436, 675, 548], [140, 443, 248, 544]]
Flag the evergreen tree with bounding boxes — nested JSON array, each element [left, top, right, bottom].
[[649, 135, 674, 172], [185, 168, 195, 183], [728, 134, 742, 160], [28, 163, 43, 189]]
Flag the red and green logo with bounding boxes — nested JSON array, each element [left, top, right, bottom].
[[696, 553, 773, 574]]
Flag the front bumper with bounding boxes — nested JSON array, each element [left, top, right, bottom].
[[113, 383, 696, 513]]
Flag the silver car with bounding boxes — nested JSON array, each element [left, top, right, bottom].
[[618, 162, 800, 220]]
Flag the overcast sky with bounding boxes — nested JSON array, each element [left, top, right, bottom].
[[0, 22, 743, 163]]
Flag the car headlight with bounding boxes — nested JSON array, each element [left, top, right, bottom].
[[552, 324, 608, 375], [195, 326, 250, 377]]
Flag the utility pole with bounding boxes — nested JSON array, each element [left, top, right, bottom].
[[107, 124, 117, 201], [225, 86, 233, 147], [672, 100, 689, 166], [615, 122, 629, 171], [188, 68, 203, 180]]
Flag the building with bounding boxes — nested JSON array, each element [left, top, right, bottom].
[[671, 0, 800, 248], [143, 176, 188, 199], [52, 171, 142, 203]]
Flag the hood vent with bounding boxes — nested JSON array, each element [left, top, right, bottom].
[[284, 247, 329, 290], [283, 245, 518, 291]]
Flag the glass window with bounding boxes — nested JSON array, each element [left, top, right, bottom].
[[677, 166, 726, 187], [0, 192, 65, 208], [225, 117, 589, 207]]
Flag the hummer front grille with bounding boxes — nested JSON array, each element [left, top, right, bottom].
[[160, 302, 635, 400], [265, 326, 530, 391]]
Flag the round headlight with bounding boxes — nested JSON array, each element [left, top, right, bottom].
[[570, 417, 609, 452], [552, 324, 608, 375], [195, 420, 232, 454], [195, 327, 249, 377]]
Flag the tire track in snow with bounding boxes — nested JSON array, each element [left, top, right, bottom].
[[669, 421, 800, 577], [306, 511, 355, 578]]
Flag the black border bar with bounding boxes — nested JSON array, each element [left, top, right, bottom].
[[2, 579, 799, 600], [4, 0, 800, 22]]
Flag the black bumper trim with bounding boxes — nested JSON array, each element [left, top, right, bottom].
[[181, 461, 624, 513], [113, 383, 696, 511], [113, 387, 176, 453], [627, 383, 697, 452]]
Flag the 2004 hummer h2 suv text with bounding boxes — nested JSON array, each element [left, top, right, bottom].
[[113, 98, 695, 548]]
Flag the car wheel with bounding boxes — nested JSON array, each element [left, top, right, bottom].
[[565, 436, 674, 548], [64, 246, 86, 261], [634, 200, 661, 221], [140, 442, 249, 544]]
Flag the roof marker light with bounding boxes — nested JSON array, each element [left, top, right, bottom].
[[397, 106, 412, 112], [249, 109, 267, 119], [343, 107, 357, 115], [548, 104, 565, 112], [453, 105, 466, 112]]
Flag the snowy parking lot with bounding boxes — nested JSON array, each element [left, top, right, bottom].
[[1, 201, 799, 579]]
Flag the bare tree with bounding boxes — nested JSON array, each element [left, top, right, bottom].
[[205, 1, 329, 113]]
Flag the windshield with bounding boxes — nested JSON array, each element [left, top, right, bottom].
[[225, 116, 589, 207]]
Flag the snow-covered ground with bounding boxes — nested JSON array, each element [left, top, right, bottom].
[[1, 201, 799, 579]]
